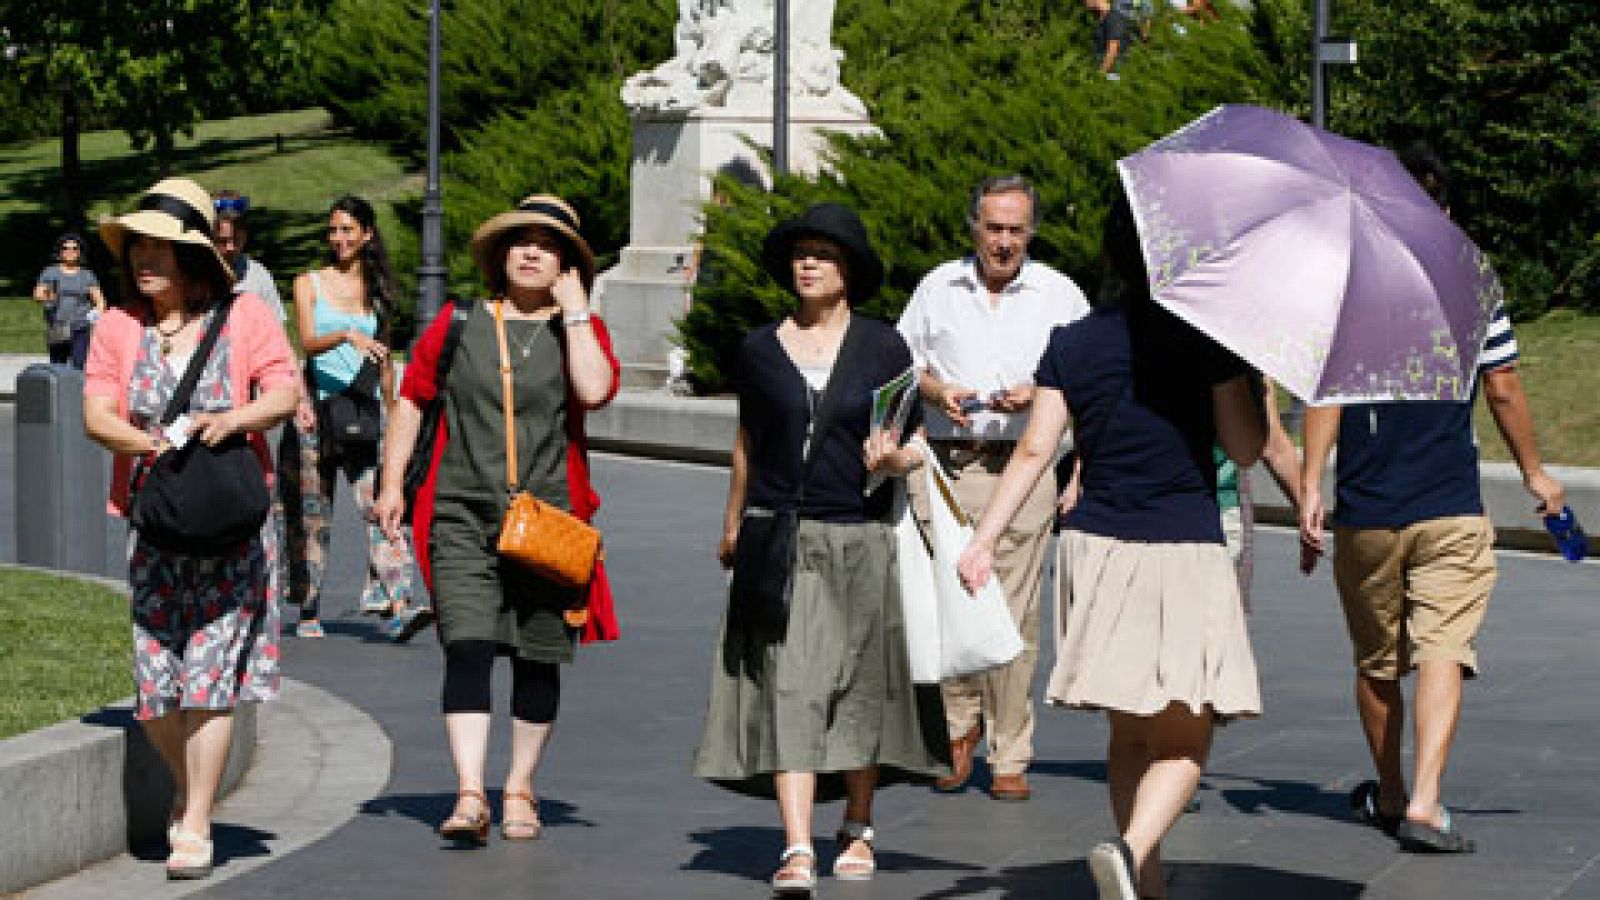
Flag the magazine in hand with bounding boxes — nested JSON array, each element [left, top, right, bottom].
[[865, 366, 919, 494]]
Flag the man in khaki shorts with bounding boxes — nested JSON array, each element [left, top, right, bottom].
[[1299, 146, 1565, 854], [897, 175, 1088, 801]]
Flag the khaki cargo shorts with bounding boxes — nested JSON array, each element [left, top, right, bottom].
[[1332, 515, 1498, 680]]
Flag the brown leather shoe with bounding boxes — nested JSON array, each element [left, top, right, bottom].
[[933, 723, 982, 792], [990, 773, 1031, 802]]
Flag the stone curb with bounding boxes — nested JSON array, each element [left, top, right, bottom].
[[588, 389, 1600, 558], [0, 565, 255, 894]]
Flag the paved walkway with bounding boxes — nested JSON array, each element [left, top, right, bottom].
[[11, 448, 1600, 898]]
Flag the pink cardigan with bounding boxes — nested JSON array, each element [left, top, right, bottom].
[[84, 293, 298, 516]]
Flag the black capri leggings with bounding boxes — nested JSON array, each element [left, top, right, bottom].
[[441, 639, 561, 724]]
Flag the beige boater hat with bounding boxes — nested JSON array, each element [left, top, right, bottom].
[[99, 177, 234, 287], [469, 194, 596, 290]]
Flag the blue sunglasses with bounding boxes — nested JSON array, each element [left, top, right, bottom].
[[214, 195, 250, 214]]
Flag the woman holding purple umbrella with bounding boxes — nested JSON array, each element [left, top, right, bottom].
[[957, 190, 1266, 900]]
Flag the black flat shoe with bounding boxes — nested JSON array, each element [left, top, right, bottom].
[[1396, 808, 1476, 854], [1350, 780, 1404, 836]]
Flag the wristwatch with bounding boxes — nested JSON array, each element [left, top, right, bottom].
[[562, 311, 593, 327]]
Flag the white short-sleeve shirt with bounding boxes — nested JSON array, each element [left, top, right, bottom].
[[897, 256, 1089, 440]]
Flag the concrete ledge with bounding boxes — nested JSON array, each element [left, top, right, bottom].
[[0, 354, 42, 401], [592, 389, 1599, 557], [0, 566, 256, 894]]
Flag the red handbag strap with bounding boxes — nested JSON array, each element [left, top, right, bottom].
[[491, 300, 519, 493]]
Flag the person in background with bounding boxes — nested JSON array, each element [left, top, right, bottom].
[[212, 190, 286, 321], [1219, 381, 1303, 610], [279, 195, 422, 640], [959, 189, 1266, 899], [1299, 144, 1566, 855], [34, 232, 106, 368], [83, 177, 296, 880], [897, 174, 1090, 803], [375, 194, 621, 846], [1085, 0, 1136, 79]]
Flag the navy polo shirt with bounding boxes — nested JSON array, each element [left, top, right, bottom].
[[1040, 306, 1246, 544], [1332, 303, 1519, 529]]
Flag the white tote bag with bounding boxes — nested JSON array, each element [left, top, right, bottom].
[[892, 481, 942, 683], [920, 444, 1024, 680]]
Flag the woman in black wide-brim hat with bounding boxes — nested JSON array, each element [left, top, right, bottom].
[[692, 202, 950, 896]]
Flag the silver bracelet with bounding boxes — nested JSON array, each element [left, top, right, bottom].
[[562, 311, 593, 327]]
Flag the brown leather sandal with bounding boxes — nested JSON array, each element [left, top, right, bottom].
[[501, 789, 542, 841], [439, 789, 490, 845]]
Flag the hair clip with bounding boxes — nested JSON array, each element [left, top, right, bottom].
[[214, 194, 250, 214]]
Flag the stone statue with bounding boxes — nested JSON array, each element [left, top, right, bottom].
[[622, 0, 868, 117]]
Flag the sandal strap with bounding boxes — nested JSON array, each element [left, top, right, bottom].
[[837, 821, 875, 845], [503, 789, 534, 802], [779, 844, 815, 863]]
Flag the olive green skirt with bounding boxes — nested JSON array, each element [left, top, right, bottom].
[[692, 518, 950, 801], [430, 500, 578, 663]]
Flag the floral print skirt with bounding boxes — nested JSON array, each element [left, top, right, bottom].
[[129, 519, 283, 721]]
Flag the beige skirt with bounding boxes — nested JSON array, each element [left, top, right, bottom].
[[1048, 530, 1261, 719]]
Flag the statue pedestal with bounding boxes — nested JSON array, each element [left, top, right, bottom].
[[597, 106, 877, 389]]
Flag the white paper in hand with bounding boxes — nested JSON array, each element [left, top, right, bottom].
[[163, 414, 194, 452]]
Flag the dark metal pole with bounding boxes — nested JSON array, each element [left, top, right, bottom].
[[416, 0, 446, 327], [773, 0, 790, 177], [1311, 0, 1330, 129]]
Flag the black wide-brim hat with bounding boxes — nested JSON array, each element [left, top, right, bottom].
[[761, 202, 884, 304]]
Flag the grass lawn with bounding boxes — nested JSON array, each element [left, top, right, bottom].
[[0, 108, 420, 349], [0, 567, 130, 740]]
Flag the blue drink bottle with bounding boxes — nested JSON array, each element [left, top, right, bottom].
[[1543, 506, 1587, 562]]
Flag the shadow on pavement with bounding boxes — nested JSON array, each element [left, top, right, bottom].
[[358, 791, 594, 833], [920, 859, 1363, 899], [128, 822, 276, 866], [683, 826, 985, 883]]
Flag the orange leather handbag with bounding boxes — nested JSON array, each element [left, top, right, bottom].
[[490, 301, 603, 591]]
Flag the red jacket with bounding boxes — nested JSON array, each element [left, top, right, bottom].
[[401, 302, 622, 643]]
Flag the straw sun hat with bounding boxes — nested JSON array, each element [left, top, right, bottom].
[[99, 178, 234, 288], [470, 194, 596, 290]]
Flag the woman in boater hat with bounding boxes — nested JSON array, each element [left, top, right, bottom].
[[83, 178, 298, 880], [692, 202, 949, 897], [375, 194, 621, 846]]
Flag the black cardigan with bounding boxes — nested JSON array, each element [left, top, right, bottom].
[[737, 317, 919, 524]]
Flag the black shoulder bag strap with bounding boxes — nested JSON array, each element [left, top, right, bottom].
[[793, 316, 871, 514], [158, 294, 237, 426], [434, 299, 474, 390]]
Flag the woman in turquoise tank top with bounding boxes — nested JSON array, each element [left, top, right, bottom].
[[278, 195, 423, 640]]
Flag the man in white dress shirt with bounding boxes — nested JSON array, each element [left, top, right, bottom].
[[898, 174, 1090, 801]]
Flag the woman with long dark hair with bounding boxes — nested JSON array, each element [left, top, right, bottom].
[[958, 190, 1267, 900], [280, 194, 422, 639], [83, 177, 297, 879]]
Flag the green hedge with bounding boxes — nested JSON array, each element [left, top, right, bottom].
[[681, 0, 1287, 392]]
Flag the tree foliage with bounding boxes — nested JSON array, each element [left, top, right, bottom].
[[680, 0, 1287, 392], [1266, 0, 1600, 317]]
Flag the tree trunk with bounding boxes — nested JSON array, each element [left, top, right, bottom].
[[155, 128, 174, 177], [60, 80, 85, 233]]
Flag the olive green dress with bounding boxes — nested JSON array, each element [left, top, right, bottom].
[[429, 308, 578, 662]]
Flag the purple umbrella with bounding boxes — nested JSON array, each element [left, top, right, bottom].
[[1117, 104, 1501, 404]]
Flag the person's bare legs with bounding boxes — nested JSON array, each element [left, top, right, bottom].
[[178, 711, 234, 837], [838, 767, 878, 868], [504, 720, 552, 827], [444, 712, 491, 821], [142, 712, 189, 825], [774, 772, 817, 877], [1406, 660, 1463, 826], [1355, 673, 1409, 815], [1110, 704, 1214, 895], [1107, 714, 1163, 894]]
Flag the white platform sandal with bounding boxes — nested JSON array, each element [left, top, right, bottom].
[[832, 821, 876, 881], [771, 843, 817, 896]]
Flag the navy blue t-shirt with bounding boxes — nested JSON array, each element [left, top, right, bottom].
[[738, 317, 919, 524], [1332, 304, 1520, 529], [1039, 306, 1242, 544]]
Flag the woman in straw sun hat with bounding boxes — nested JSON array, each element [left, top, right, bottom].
[[374, 193, 621, 846], [83, 177, 298, 880]]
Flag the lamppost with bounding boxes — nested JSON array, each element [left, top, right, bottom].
[[1311, 0, 1357, 131], [416, 0, 446, 328], [772, 0, 790, 177]]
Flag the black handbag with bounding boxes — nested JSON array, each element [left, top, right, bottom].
[[317, 358, 382, 448], [401, 300, 473, 524], [727, 319, 869, 632], [129, 295, 271, 556]]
